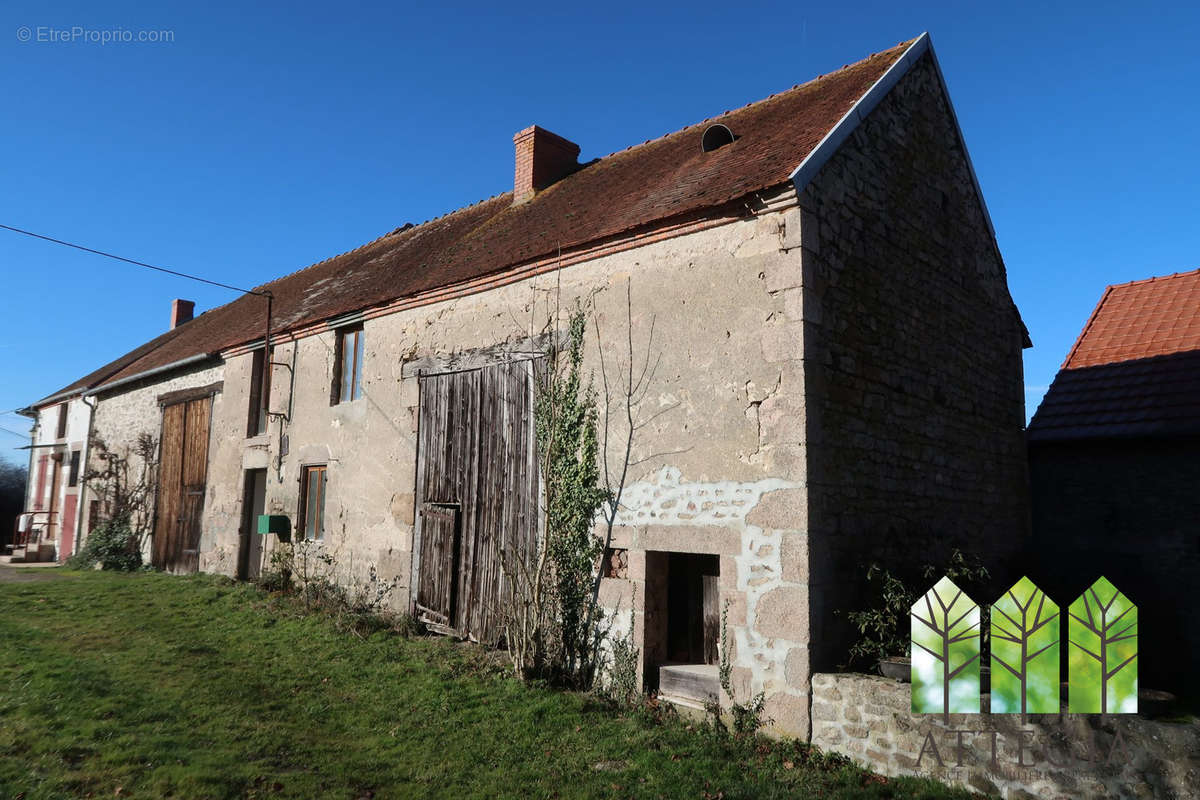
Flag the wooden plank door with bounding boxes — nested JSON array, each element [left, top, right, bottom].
[[414, 368, 480, 633], [237, 469, 267, 580], [415, 503, 461, 629], [154, 402, 185, 569], [467, 360, 539, 643], [414, 360, 540, 643], [153, 395, 212, 573], [178, 397, 212, 573]]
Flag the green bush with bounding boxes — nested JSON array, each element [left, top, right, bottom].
[[258, 548, 293, 593], [839, 549, 990, 670], [65, 518, 142, 572], [840, 564, 913, 668]]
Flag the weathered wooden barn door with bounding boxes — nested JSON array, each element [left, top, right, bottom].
[[153, 395, 212, 573], [413, 360, 540, 643], [414, 503, 461, 630]]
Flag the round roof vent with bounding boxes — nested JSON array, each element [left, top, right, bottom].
[[701, 124, 736, 153]]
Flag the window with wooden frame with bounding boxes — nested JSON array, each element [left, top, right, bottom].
[[55, 403, 68, 439], [67, 450, 81, 487], [299, 465, 327, 541], [246, 347, 272, 437], [331, 326, 364, 405]]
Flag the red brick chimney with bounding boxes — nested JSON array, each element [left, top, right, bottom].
[[513, 126, 580, 205], [170, 299, 195, 329]]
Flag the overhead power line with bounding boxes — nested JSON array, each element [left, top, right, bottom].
[[0, 424, 30, 440], [0, 223, 269, 297]]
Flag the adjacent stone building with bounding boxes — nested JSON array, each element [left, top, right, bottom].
[[12, 395, 91, 563], [11, 300, 201, 563], [1028, 268, 1200, 702], [20, 33, 1029, 738]]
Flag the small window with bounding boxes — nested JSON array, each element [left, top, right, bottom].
[[55, 403, 68, 439], [332, 327, 364, 405], [247, 347, 272, 437], [300, 465, 327, 541], [67, 450, 81, 487]]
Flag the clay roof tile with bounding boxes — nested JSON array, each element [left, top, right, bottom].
[[53, 39, 918, 396]]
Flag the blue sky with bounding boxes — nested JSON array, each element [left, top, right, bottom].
[[1, 1, 1198, 465]]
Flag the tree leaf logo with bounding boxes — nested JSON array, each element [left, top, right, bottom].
[[1068, 576, 1137, 715], [911, 576, 981, 720], [991, 577, 1059, 718]]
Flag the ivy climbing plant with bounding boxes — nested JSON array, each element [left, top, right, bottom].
[[535, 303, 610, 683]]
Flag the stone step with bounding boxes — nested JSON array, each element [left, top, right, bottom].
[[659, 663, 720, 709], [4, 545, 56, 563]]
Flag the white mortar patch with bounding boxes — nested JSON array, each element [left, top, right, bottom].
[[735, 522, 791, 695], [612, 466, 799, 527], [606, 466, 801, 699]]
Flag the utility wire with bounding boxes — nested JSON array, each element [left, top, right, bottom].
[[0, 425, 30, 440], [0, 223, 270, 297]]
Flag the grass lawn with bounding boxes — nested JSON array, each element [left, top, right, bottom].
[[0, 568, 976, 799]]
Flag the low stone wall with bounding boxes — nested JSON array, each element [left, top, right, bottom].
[[811, 673, 1199, 799]]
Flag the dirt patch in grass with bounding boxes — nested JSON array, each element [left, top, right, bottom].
[[0, 564, 74, 583]]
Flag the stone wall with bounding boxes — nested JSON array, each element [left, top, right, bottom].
[[90, 361, 226, 560], [198, 205, 819, 736], [811, 673, 1200, 800], [201, 330, 419, 586], [1029, 436, 1200, 701], [797, 51, 1030, 671]]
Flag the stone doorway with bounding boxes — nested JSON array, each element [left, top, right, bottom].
[[644, 551, 721, 707]]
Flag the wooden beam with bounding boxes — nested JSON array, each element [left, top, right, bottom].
[[401, 331, 565, 379], [157, 381, 223, 407]]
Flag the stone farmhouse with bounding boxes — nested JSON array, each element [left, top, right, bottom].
[[1028, 268, 1200, 702], [13, 305, 198, 565], [16, 33, 1029, 737]]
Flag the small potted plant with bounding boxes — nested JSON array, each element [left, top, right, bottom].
[[841, 564, 914, 681], [840, 551, 991, 684]]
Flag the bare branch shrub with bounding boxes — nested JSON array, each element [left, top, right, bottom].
[[498, 278, 670, 693], [71, 433, 159, 569]]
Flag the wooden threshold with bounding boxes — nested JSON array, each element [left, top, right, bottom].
[[658, 663, 720, 709]]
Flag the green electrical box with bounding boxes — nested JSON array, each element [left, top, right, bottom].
[[257, 514, 291, 541]]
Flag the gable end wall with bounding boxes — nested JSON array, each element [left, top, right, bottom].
[[798, 51, 1030, 673]]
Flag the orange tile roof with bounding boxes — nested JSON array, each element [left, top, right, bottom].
[[1029, 268, 1200, 441], [1062, 269, 1200, 369]]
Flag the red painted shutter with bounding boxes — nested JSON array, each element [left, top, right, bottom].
[[34, 455, 48, 510]]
